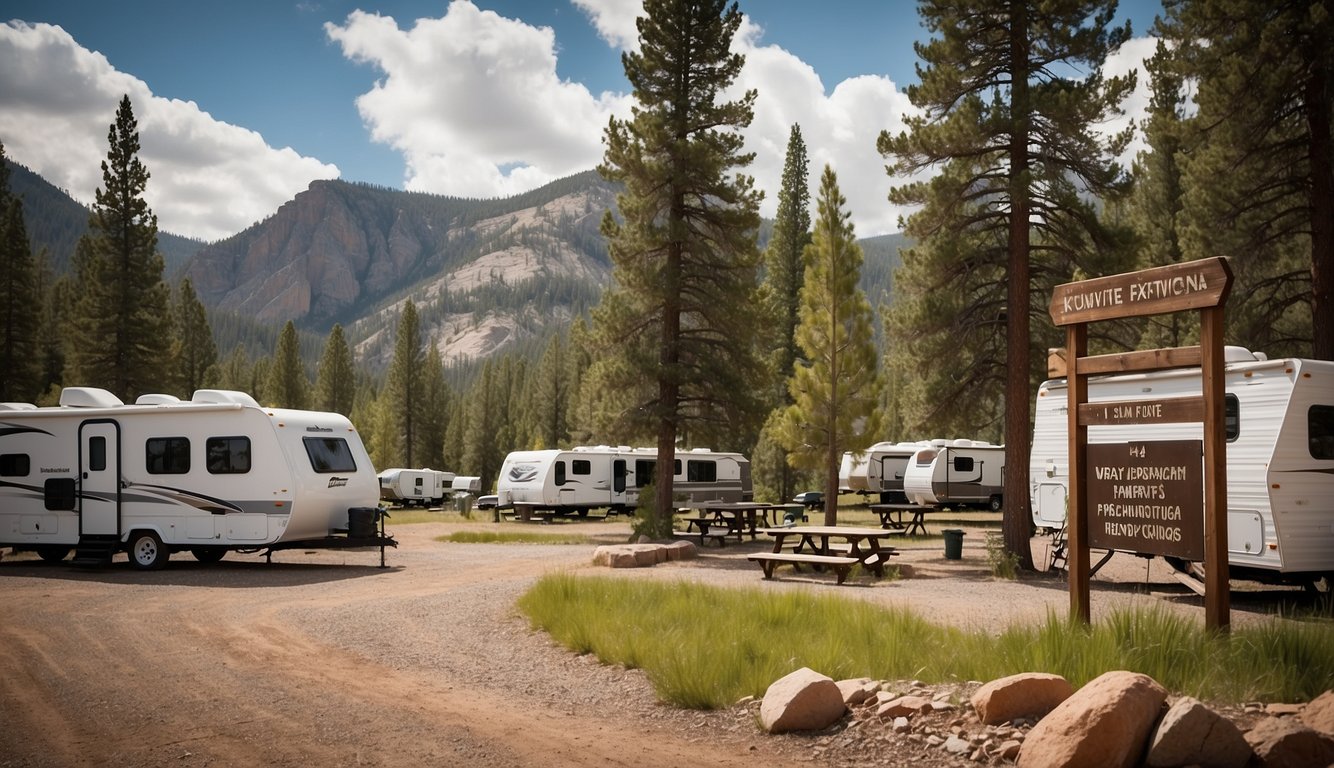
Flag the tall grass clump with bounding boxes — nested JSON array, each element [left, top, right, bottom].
[[518, 573, 1334, 710]]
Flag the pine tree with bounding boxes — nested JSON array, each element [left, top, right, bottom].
[[315, 323, 357, 416], [419, 342, 450, 470], [878, 1, 1134, 569], [0, 143, 43, 402], [218, 343, 252, 393], [775, 166, 883, 525], [381, 299, 423, 467], [591, 0, 765, 534], [462, 359, 503, 492], [64, 96, 172, 399], [265, 321, 308, 409], [1160, 0, 1333, 359], [532, 333, 571, 449], [171, 278, 217, 397]]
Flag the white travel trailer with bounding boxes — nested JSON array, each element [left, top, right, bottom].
[[0, 387, 385, 569], [840, 441, 934, 502], [903, 439, 1006, 510], [1030, 347, 1334, 586], [378, 468, 456, 507], [496, 445, 752, 517]]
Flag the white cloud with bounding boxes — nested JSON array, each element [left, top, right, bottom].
[[325, 2, 631, 199], [1101, 35, 1160, 170], [571, 0, 642, 51], [0, 21, 338, 242]]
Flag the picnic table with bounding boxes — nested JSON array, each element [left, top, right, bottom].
[[682, 502, 794, 545], [869, 503, 928, 536], [749, 525, 899, 584]]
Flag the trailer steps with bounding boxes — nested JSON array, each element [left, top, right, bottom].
[[72, 536, 118, 566]]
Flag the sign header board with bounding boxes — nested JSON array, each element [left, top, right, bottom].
[[1087, 440, 1204, 561], [1050, 258, 1232, 326]]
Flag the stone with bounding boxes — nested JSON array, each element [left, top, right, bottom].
[[1146, 696, 1251, 768], [1265, 702, 1305, 717], [999, 740, 1023, 760], [835, 678, 878, 707], [1017, 670, 1168, 768], [944, 735, 972, 755], [760, 668, 847, 734], [663, 539, 697, 561], [1300, 690, 1334, 736], [877, 695, 934, 719], [972, 672, 1076, 725], [1245, 716, 1334, 768], [892, 716, 911, 733]]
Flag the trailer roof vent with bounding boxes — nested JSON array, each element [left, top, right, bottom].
[[1223, 346, 1257, 363], [191, 389, 260, 407], [135, 394, 181, 405], [59, 387, 124, 408]]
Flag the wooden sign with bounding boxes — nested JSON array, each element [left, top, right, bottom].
[[1087, 440, 1204, 561], [1078, 396, 1205, 426], [1050, 258, 1232, 326]]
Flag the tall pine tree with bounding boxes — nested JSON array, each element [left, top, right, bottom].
[[65, 96, 172, 400], [775, 166, 883, 525], [879, 1, 1134, 568], [0, 142, 43, 402], [171, 278, 217, 396], [315, 323, 357, 416], [380, 299, 423, 467], [591, 0, 765, 535], [265, 320, 308, 409]]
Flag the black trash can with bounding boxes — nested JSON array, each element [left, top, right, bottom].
[[942, 528, 965, 560], [348, 507, 378, 538]]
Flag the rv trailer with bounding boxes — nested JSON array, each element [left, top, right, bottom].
[[0, 387, 388, 569], [496, 445, 752, 517], [1029, 347, 1334, 586], [378, 467, 456, 507], [840, 440, 934, 502], [902, 439, 1006, 510]]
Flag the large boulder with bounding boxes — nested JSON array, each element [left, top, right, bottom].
[[1301, 690, 1334, 736], [1018, 671, 1168, 768], [1146, 696, 1251, 768], [1245, 716, 1334, 768], [760, 668, 847, 734], [972, 672, 1075, 725]]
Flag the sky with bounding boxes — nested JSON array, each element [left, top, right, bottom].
[[0, 1, 1163, 243]]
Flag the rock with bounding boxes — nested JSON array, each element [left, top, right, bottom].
[[1146, 696, 1251, 768], [760, 668, 847, 734], [944, 735, 972, 755], [663, 539, 697, 561], [877, 695, 934, 719], [1017, 670, 1168, 768], [835, 678, 878, 707], [999, 740, 1023, 760], [1265, 702, 1305, 717], [972, 672, 1075, 725], [1245, 716, 1334, 768], [591, 542, 692, 567], [1300, 690, 1334, 736], [892, 716, 911, 733]]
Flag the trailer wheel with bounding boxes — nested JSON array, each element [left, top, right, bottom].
[[36, 546, 71, 563], [128, 531, 168, 570], [191, 548, 226, 564], [988, 495, 1003, 512]]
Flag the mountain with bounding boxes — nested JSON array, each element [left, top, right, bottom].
[[5, 158, 205, 275]]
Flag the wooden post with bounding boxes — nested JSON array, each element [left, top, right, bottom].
[[1067, 323, 1090, 624], [1201, 306, 1231, 631]]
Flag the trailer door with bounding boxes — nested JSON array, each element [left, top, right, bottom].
[[611, 459, 628, 506], [79, 420, 120, 536]]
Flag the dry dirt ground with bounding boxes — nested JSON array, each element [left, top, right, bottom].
[[0, 516, 1324, 768]]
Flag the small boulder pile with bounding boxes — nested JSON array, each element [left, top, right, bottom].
[[591, 539, 697, 568], [755, 667, 1334, 767]]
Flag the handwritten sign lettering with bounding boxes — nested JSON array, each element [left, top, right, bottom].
[[1087, 440, 1204, 561]]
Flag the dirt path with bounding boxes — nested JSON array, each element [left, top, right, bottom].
[[0, 519, 1317, 767]]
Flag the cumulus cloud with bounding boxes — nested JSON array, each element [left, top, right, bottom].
[[325, 2, 631, 199], [1101, 35, 1160, 170], [0, 20, 338, 242]]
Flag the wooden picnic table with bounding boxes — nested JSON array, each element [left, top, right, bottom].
[[754, 525, 899, 581], [689, 502, 795, 541], [868, 503, 929, 536]]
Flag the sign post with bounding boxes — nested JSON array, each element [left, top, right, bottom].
[[1049, 257, 1233, 631]]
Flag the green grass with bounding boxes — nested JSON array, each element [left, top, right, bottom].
[[439, 530, 596, 545], [517, 573, 1334, 710]]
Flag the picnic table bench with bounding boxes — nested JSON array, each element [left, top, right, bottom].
[[868, 503, 928, 536], [751, 526, 900, 584], [747, 552, 860, 585]]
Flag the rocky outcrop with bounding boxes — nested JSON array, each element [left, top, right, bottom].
[[1017, 671, 1168, 768], [1302, 689, 1334, 735], [591, 541, 696, 568], [1146, 696, 1251, 768], [759, 668, 846, 734], [1245, 716, 1334, 768], [971, 672, 1074, 725]]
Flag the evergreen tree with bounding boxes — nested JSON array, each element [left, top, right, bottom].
[[265, 321, 308, 409], [381, 299, 423, 467], [0, 143, 43, 402], [315, 323, 357, 416], [758, 124, 813, 503], [775, 166, 883, 525], [591, 0, 765, 535], [532, 333, 572, 449], [462, 359, 504, 492], [171, 278, 217, 397], [36, 256, 66, 402], [419, 342, 450, 470], [878, 1, 1134, 568], [1160, 0, 1333, 359], [64, 96, 172, 399], [218, 343, 252, 393]]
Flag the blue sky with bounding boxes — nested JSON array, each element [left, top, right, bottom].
[[0, 1, 1162, 241]]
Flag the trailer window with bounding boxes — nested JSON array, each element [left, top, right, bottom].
[[554, 461, 566, 486], [303, 437, 357, 473], [915, 450, 936, 467], [1225, 394, 1239, 442], [687, 460, 717, 482], [88, 436, 106, 472], [572, 460, 591, 475], [635, 459, 656, 488], [0, 453, 29, 476], [1310, 405, 1334, 460], [206, 437, 251, 474], [146, 437, 190, 474], [953, 456, 975, 472]]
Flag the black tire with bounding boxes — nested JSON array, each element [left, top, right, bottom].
[[191, 547, 226, 563], [128, 531, 168, 570], [576, 508, 589, 518], [36, 546, 71, 563], [988, 495, 1003, 512]]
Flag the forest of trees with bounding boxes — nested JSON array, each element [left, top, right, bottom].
[[1, 1, 1328, 569]]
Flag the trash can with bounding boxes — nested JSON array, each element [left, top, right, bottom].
[[348, 507, 377, 538], [942, 528, 965, 560]]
